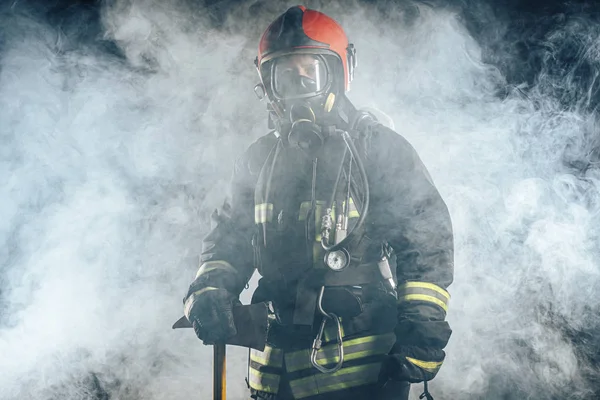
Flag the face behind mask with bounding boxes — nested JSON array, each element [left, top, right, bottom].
[[272, 54, 329, 98], [263, 54, 342, 120]]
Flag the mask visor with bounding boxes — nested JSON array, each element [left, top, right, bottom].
[[272, 54, 329, 99]]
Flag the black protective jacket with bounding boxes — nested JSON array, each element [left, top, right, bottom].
[[186, 115, 454, 398]]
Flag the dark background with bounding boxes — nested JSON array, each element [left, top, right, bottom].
[[2, 0, 600, 398]]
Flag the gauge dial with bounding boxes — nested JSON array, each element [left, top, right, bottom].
[[324, 249, 350, 271]]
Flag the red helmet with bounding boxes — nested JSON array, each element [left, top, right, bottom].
[[256, 5, 356, 91], [254, 6, 357, 121]]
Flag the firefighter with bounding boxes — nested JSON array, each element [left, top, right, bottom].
[[183, 6, 454, 400]]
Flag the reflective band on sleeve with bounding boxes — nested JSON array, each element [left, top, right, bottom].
[[405, 356, 444, 373], [285, 333, 395, 373], [400, 282, 450, 299], [399, 294, 448, 312], [397, 281, 450, 312], [289, 363, 383, 399], [183, 286, 218, 319], [250, 345, 284, 369], [255, 203, 274, 224], [248, 368, 281, 394], [195, 260, 238, 279]]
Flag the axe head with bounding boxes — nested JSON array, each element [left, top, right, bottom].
[[173, 302, 269, 351]]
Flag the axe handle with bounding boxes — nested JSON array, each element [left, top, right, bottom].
[[214, 343, 226, 400]]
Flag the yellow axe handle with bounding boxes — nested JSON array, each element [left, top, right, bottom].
[[214, 343, 226, 400]]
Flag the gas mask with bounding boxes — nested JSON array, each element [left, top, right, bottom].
[[257, 53, 342, 151]]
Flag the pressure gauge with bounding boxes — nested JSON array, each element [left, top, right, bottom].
[[324, 249, 350, 271]]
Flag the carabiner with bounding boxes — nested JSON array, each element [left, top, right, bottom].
[[310, 286, 345, 373]]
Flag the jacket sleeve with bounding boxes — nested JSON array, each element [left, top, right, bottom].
[[184, 144, 260, 305], [367, 126, 454, 376]]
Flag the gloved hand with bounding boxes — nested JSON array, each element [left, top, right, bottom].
[[380, 345, 445, 383], [184, 288, 240, 345]]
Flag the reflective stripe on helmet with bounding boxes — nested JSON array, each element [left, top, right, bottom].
[[397, 282, 450, 312]]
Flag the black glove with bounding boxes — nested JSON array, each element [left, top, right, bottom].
[[184, 288, 240, 345], [380, 345, 446, 383]]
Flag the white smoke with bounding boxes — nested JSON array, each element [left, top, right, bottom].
[[1, 0, 599, 399]]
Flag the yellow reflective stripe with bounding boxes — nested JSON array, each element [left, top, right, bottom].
[[183, 287, 218, 318], [398, 282, 450, 312], [298, 201, 311, 221], [399, 282, 450, 300], [284, 349, 311, 372], [285, 333, 395, 373], [298, 200, 330, 221], [286, 334, 381, 365], [289, 346, 391, 373], [255, 203, 273, 224], [195, 260, 237, 279], [250, 346, 284, 368], [399, 294, 448, 312], [406, 356, 443, 372], [248, 368, 280, 394], [316, 378, 373, 395], [290, 362, 381, 399], [322, 317, 345, 342], [342, 198, 360, 219]]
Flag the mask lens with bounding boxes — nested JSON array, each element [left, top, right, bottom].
[[273, 55, 328, 98]]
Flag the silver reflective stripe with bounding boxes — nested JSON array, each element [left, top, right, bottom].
[[248, 368, 281, 394], [397, 281, 450, 312], [285, 333, 395, 373], [251, 345, 284, 369], [289, 362, 383, 399], [255, 203, 274, 224]]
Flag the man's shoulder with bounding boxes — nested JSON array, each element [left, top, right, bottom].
[[238, 131, 279, 176], [369, 124, 418, 159]]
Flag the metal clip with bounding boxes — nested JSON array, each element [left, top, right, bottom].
[[310, 286, 344, 374], [320, 211, 333, 245]]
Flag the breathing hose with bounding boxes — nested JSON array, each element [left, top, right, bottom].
[[320, 129, 370, 253]]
